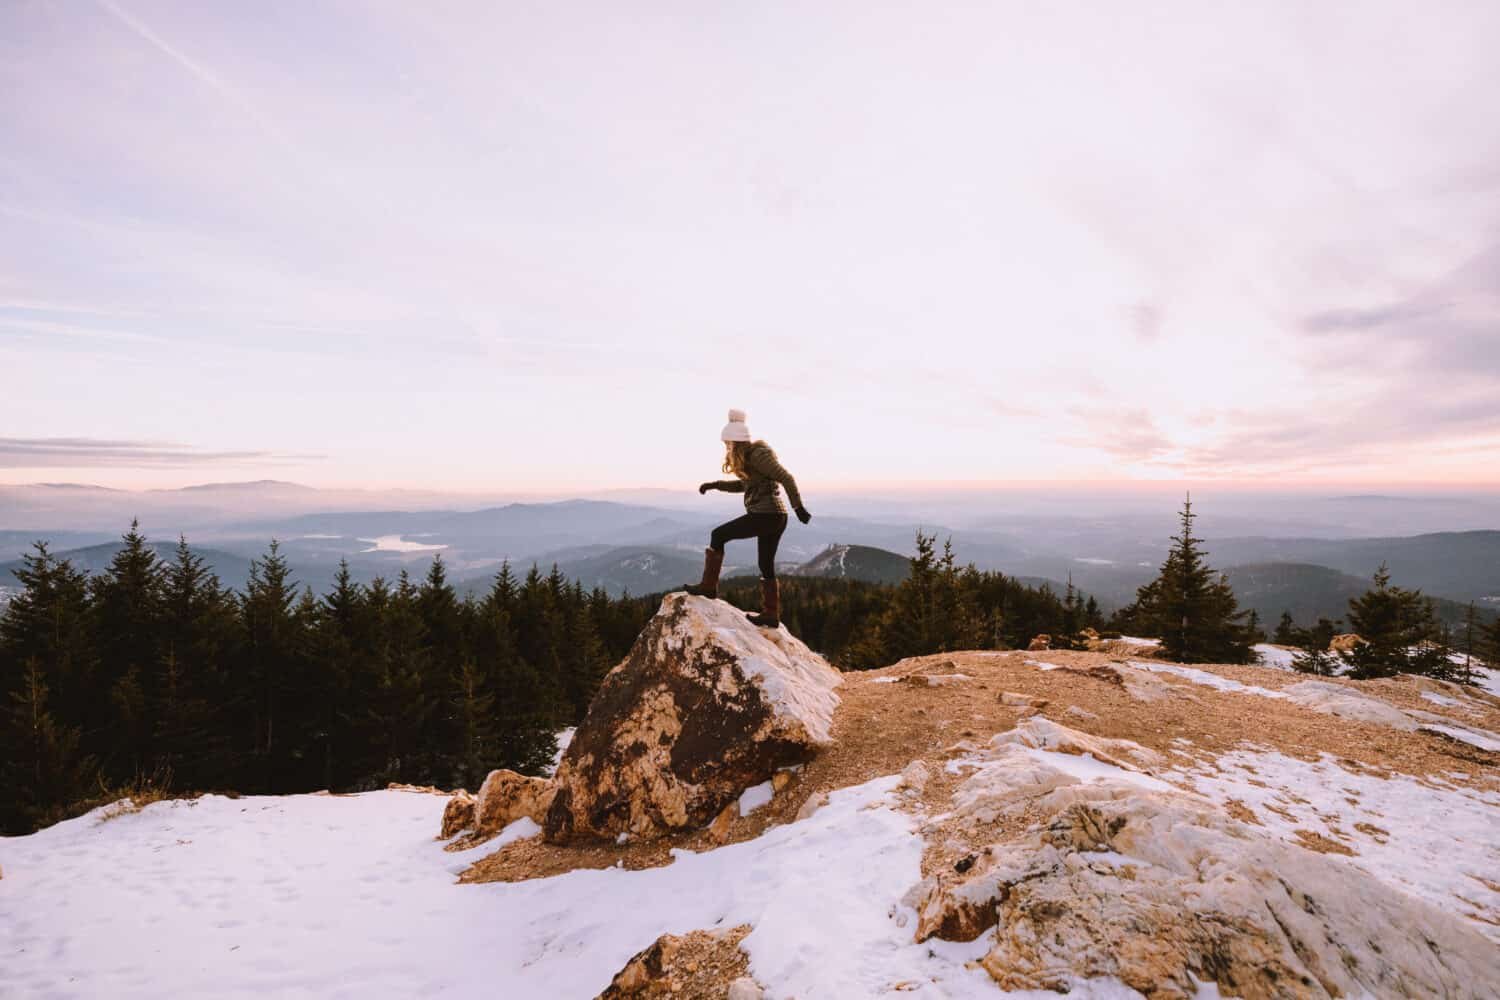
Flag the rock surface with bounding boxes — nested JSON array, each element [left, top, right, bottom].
[[475, 769, 555, 833], [597, 926, 752, 999], [439, 790, 476, 839], [1284, 679, 1418, 730], [916, 721, 1500, 998], [545, 593, 841, 843], [1329, 632, 1365, 653]]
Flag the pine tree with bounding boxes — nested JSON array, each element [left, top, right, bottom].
[[1059, 575, 1082, 647], [240, 540, 301, 791], [450, 659, 498, 788], [559, 582, 608, 724], [1481, 614, 1500, 675], [876, 532, 942, 660], [1453, 604, 1481, 686], [1291, 618, 1341, 676], [0, 658, 97, 834], [0, 544, 97, 793], [1341, 564, 1443, 680], [1125, 496, 1253, 664], [312, 560, 363, 789], [1272, 610, 1298, 645], [90, 520, 166, 780], [476, 570, 556, 776], [1245, 609, 1264, 644]]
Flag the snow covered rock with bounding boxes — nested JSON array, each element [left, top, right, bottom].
[[918, 726, 1500, 998], [475, 769, 555, 834], [1283, 680, 1418, 730], [544, 593, 842, 844]]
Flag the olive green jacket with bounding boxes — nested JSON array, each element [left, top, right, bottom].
[[711, 442, 804, 515]]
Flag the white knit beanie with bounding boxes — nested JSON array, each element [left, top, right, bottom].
[[720, 408, 751, 442]]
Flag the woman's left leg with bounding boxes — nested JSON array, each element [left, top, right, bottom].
[[746, 514, 789, 627]]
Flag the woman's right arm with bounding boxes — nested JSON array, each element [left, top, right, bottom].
[[699, 480, 745, 494]]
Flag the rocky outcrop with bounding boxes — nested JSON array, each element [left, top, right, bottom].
[[1329, 632, 1365, 653], [439, 790, 476, 839], [597, 925, 752, 998], [545, 594, 841, 844], [1027, 634, 1051, 651], [915, 722, 1500, 997], [476, 769, 555, 832]]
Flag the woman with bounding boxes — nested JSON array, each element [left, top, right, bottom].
[[684, 408, 811, 628]]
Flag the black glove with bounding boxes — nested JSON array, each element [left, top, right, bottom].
[[794, 505, 812, 524], [698, 482, 715, 495]]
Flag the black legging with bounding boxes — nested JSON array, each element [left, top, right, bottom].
[[709, 512, 788, 579]]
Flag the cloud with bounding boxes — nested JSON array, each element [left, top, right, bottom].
[[1063, 409, 1177, 465], [1302, 301, 1446, 333], [0, 438, 324, 469]]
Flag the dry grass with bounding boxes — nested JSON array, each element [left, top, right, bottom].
[[94, 767, 178, 823]]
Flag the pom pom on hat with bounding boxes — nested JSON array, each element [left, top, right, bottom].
[[721, 408, 751, 442]]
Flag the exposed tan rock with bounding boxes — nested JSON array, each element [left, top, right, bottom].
[[1329, 633, 1365, 653], [476, 769, 555, 834], [596, 926, 752, 999], [545, 594, 841, 843], [707, 803, 736, 845], [915, 725, 1500, 998], [1027, 634, 1051, 651], [439, 790, 477, 839], [771, 769, 794, 793]]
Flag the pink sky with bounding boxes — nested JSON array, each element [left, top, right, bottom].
[[3, 2, 1499, 492]]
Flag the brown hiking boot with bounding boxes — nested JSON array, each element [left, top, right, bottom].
[[683, 547, 724, 599], [746, 578, 780, 628]]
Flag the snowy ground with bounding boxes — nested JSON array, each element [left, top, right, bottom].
[[0, 773, 1232, 999], [0, 782, 1009, 999]]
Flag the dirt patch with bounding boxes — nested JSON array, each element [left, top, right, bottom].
[[1224, 798, 1261, 825], [1292, 828, 1357, 855]]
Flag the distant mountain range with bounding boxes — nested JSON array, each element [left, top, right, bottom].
[[3, 489, 1498, 624]]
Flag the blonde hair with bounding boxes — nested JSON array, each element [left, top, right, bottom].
[[723, 440, 753, 478]]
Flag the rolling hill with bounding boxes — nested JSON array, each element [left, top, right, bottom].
[[789, 544, 912, 585]]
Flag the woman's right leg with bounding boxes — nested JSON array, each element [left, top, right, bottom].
[[685, 514, 760, 598]]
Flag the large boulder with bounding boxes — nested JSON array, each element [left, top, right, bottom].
[[544, 593, 841, 843]]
